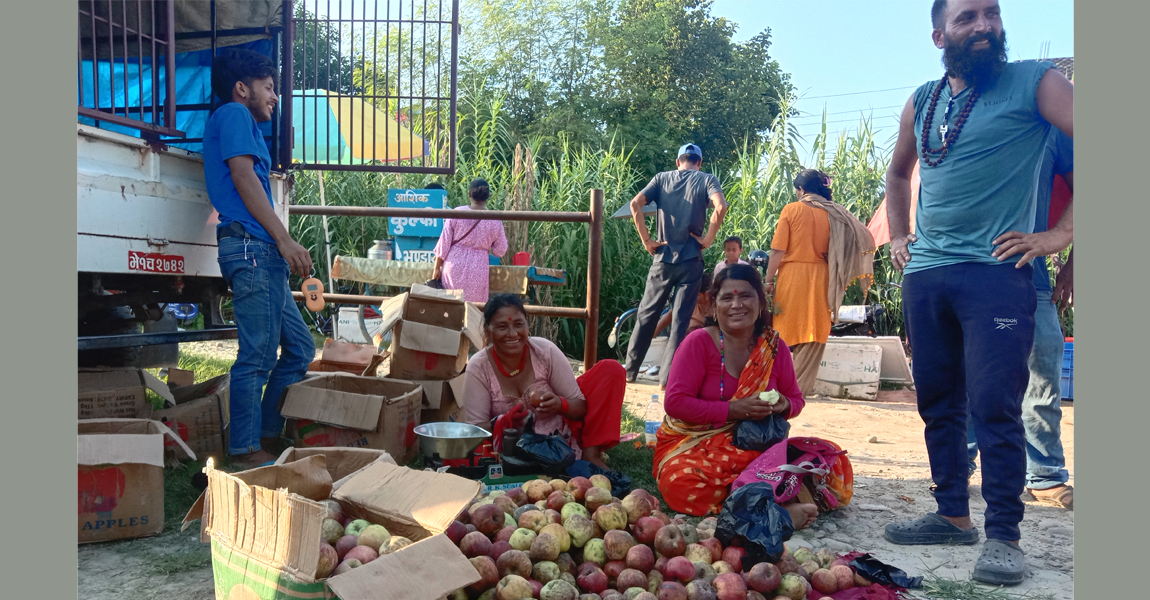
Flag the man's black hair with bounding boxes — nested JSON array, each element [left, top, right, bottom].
[[932, 0, 948, 29], [678, 153, 702, 165], [211, 48, 277, 103]]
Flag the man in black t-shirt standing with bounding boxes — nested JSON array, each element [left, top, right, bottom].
[[626, 143, 728, 388]]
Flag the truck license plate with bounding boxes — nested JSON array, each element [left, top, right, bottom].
[[128, 251, 185, 274]]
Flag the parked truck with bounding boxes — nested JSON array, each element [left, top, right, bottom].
[[77, 0, 458, 367]]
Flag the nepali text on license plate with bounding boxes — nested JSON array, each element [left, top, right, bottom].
[[128, 251, 185, 274]]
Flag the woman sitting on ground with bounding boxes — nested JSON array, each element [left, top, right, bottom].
[[653, 263, 819, 528], [463, 294, 627, 470]]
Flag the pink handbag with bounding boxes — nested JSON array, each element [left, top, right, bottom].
[[732, 437, 852, 511]]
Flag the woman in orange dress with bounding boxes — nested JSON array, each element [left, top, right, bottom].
[[764, 169, 876, 395]]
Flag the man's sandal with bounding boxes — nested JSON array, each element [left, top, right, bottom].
[[972, 539, 1027, 585], [1023, 484, 1073, 509], [883, 512, 980, 545]]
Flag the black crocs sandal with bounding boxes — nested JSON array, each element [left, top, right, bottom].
[[972, 539, 1027, 585], [883, 512, 980, 546]]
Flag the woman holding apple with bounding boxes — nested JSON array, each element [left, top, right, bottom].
[[653, 264, 818, 528], [463, 294, 627, 470]]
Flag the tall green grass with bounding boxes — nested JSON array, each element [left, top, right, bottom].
[[288, 90, 909, 358]]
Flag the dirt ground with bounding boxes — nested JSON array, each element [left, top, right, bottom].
[[622, 378, 1075, 599], [78, 343, 1074, 599]]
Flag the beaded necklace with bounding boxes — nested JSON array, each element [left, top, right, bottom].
[[920, 74, 980, 167]]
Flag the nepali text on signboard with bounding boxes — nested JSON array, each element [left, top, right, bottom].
[[387, 189, 447, 237]]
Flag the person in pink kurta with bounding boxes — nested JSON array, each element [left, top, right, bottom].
[[431, 178, 508, 303], [463, 295, 626, 470]]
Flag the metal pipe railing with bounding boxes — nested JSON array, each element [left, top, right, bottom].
[[288, 191, 605, 366]]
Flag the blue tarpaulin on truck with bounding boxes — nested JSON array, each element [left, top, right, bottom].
[[78, 39, 273, 154]]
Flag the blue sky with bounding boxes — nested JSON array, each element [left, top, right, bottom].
[[710, 0, 1074, 157]]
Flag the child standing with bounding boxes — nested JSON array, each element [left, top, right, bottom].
[[713, 235, 749, 276]]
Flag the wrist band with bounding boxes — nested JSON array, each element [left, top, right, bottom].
[[560, 397, 569, 413]]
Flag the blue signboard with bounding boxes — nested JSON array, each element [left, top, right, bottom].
[[393, 236, 439, 263], [387, 189, 447, 237]]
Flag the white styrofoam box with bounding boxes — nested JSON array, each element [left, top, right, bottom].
[[814, 343, 883, 401], [640, 337, 668, 370], [825, 336, 913, 385], [335, 307, 382, 345]]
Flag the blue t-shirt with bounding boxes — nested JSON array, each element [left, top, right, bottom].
[[1031, 128, 1074, 291], [203, 103, 275, 244], [906, 60, 1055, 275]]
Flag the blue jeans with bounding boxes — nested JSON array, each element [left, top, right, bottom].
[[967, 288, 1068, 489], [218, 237, 315, 455], [903, 263, 1036, 542]]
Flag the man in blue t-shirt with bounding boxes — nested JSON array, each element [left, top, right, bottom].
[[204, 49, 315, 469], [964, 128, 1073, 509], [882, 0, 1073, 585]]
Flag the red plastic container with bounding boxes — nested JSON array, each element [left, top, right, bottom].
[[512, 252, 530, 266]]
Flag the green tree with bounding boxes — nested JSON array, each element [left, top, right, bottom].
[[600, 0, 792, 176]]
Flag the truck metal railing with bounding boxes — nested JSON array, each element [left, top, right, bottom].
[[78, 0, 181, 138], [288, 190, 605, 368]]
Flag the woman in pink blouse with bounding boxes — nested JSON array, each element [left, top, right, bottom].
[[431, 178, 508, 303], [653, 264, 819, 528], [463, 295, 626, 470]]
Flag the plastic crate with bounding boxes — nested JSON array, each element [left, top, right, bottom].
[[1061, 341, 1074, 400]]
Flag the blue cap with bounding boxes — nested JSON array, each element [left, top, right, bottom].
[[677, 143, 702, 160]]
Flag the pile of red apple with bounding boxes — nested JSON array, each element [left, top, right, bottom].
[[443, 475, 877, 600], [312, 498, 416, 579]]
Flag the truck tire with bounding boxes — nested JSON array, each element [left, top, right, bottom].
[[78, 306, 143, 368]]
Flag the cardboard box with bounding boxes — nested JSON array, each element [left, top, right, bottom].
[[273, 447, 397, 492], [153, 374, 229, 461], [280, 374, 424, 464], [306, 339, 389, 377], [409, 374, 468, 424], [78, 418, 195, 543], [375, 286, 485, 381], [78, 368, 176, 420], [189, 453, 481, 600], [165, 367, 196, 388], [814, 343, 883, 401]]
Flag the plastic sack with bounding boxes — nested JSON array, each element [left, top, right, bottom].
[[713, 482, 794, 568], [566, 460, 632, 497], [731, 413, 791, 452], [848, 553, 923, 589], [516, 432, 576, 472]]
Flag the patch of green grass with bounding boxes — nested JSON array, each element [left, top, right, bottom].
[[880, 380, 907, 391], [914, 570, 1056, 600], [164, 460, 208, 534], [176, 353, 235, 382], [143, 545, 212, 576]]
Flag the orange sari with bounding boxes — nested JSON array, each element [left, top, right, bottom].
[[653, 330, 781, 516]]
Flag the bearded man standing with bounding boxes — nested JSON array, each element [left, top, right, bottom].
[[882, 0, 1073, 586]]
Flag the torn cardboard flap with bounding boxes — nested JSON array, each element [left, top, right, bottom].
[[410, 284, 465, 302], [397, 320, 467, 357], [199, 463, 326, 583], [463, 303, 486, 350], [140, 369, 178, 407], [274, 447, 396, 491], [78, 418, 196, 466], [279, 378, 387, 432], [183, 454, 339, 532], [326, 534, 480, 600], [375, 293, 408, 337], [332, 461, 479, 541]]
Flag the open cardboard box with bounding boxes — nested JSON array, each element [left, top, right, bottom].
[[186, 453, 481, 600], [374, 286, 485, 381], [407, 373, 468, 424], [153, 374, 230, 461], [78, 418, 195, 543], [279, 375, 424, 463], [78, 368, 176, 419], [307, 338, 391, 377], [273, 446, 397, 492]]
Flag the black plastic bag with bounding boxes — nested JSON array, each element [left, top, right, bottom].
[[849, 553, 923, 588], [566, 460, 632, 497], [713, 482, 794, 568], [516, 432, 576, 472], [731, 413, 791, 452]]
